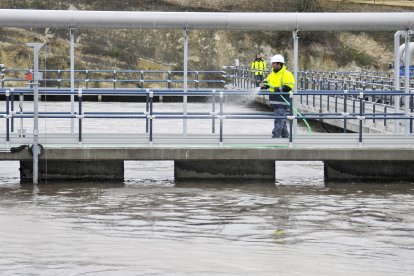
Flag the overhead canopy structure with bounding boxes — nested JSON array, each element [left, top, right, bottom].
[[0, 9, 413, 31]]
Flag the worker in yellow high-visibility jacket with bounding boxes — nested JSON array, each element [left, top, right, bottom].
[[260, 54, 295, 138], [251, 54, 267, 87]]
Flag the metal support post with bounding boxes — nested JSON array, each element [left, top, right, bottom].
[[183, 28, 188, 135], [70, 28, 75, 134], [26, 42, 43, 184], [149, 90, 154, 145], [219, 91, 223, 146], [359, 92, 364, 146], [394, 30, 405, 134], [167, 71, 171, 89], [78, 89, 83, 144], [404, 31, 411, 136], [19, 92, 25, 137], [0, 64, 5, 88], [113, 70, 116, 89], [343, 90, 348, 133], [5, 89, 10, 145], [145, 90, 149, 133], [292, 29, 299, 136], [410, 94, 413, 133], [289, 93, 293, 147], [212, 89, 216, 133], [86, 70, 89, 89], [10, 89, 14, 133]]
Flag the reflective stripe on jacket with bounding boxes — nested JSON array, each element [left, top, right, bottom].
[[251, 60, 266, 76], [264, 66, 295, 105]]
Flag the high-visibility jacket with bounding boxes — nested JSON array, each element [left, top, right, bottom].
[[264, 66, 295, 105], [251, 59, 266, 76]]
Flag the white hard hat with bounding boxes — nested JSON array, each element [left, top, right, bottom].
[[271, 54, 284, 63]]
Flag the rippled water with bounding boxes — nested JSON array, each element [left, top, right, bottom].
[[1, 101, 414, 275]]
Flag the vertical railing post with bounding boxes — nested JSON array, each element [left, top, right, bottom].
[[149, 90, 154, 145], [410, 94, 413, 133], [327, 93, 330, 111], [167, 71, 171, 89], [18, 92, 25, 137], [78, 88, 83, 144], [359, 92, 364, 146], [219, 91, 224, 146], [212, 89, 216, 134], [57, 69, 61, 89], [5, 89, 10, 145], [289, 92, 294, 147], [0, 64, 5, 88], [343, 90, 348, 133], [233, 66, 236, 87], [10, 88, 14, 133], [86, 70, 89, 89], [183, 28, 188, 135], [113, 70, 117, 89], [145, 89, 149, 133]]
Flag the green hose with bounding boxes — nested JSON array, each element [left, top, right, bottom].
[[263, 81, 312, 134], [280, 94, 312, 135]]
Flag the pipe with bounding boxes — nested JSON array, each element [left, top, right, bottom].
[[398, 42, 414, 61], [0, 10, 413, 31], [394, 30, 405, 134]]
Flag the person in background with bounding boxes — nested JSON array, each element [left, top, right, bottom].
[[260, 54, 295, 138], [251, 53, 266, 87]]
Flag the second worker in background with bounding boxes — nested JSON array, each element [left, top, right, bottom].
[[251, 53, 267, 87], [260, 54, 295, 138]]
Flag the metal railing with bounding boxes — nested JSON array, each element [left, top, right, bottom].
[[222, 65, 414, 93], [1, 88, 413, 147], [0, 66, 226, 90]]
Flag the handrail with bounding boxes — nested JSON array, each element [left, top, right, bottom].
[[1, 88, 413, 148]]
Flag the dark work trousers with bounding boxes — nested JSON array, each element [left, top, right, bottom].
[[254, 74, 264, 87], [271, 104, 289, 138]]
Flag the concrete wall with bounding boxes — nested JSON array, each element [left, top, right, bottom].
[[20, 160, 124, 182], [175, 160, 275, 181], [324, 160, 414, 182]]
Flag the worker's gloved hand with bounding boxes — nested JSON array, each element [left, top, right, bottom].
[[263, 80, 275, 89], [261, 80, 270, 89]]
